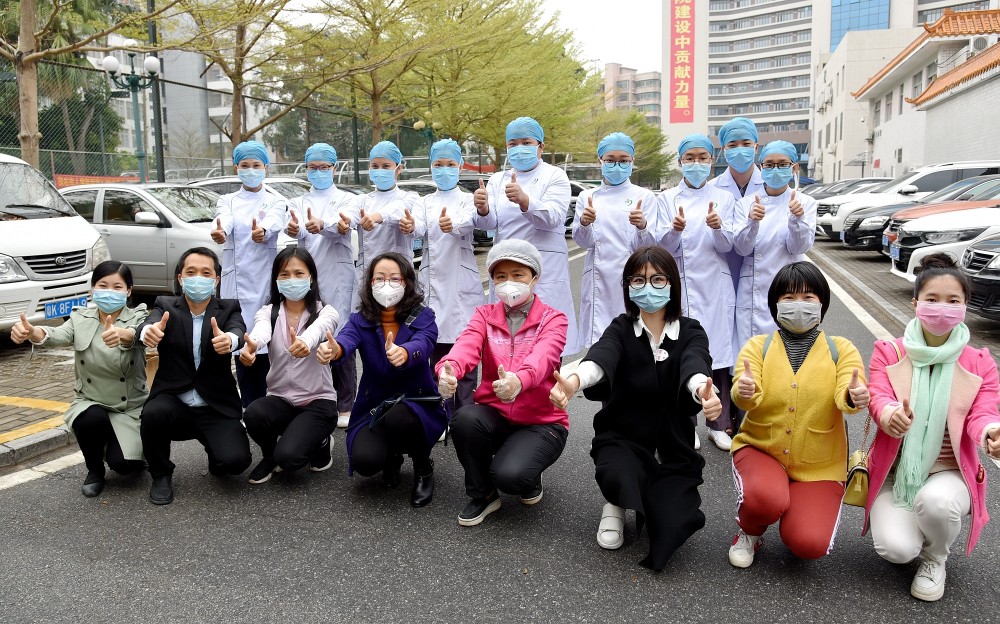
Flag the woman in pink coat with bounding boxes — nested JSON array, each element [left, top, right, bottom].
[[436, 239, 568, 528], [865, 253, 1000, 602]]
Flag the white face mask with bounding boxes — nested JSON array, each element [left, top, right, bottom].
[[372, 282, 405, 308], [496, 279, 532, 308], [776, 301, 822, 334]]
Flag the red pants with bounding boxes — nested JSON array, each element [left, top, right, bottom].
[[732, 446, 844, 560]]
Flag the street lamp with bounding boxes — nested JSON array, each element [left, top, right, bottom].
[[413, 113, 443, 164], [102, 46, 160, 183]]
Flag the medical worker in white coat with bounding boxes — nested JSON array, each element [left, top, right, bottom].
[[653, 133, 738, 451], [413, 138, 482, 408], [210, 140, 286, 406], [733, 140, 817, 356], [573, 132, 656, 349], [285, 142, 359, 428], [348, 140, 420, 311], [473, 116, 579, 356]]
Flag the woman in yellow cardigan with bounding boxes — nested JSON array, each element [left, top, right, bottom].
[[729, 261, 870, 568]]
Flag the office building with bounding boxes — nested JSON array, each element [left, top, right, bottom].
[[604, 63, 663, 128]]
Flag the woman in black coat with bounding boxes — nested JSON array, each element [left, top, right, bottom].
[[550, 246, 720, 571]]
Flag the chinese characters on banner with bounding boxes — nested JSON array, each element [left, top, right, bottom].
[[669, 0, 694, 124]]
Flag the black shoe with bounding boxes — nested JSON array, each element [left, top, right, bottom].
[[310, 436, 333, 472], [410, 460, 434, 508], [458, 491, 501, 527], [383, 455, 403, 489], [248, 458, 278, 484], [520, 474, 543, 505], [149, 474, 173, 505], [81, 470, 105, 498]]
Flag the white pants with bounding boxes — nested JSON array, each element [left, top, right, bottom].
[[870, 470, 970, 564]]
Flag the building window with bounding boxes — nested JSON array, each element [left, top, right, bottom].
[[884, 93, 893, 121], [839, 112, 844, 141], [874, 100, 881, 126], [826, 123, 831, 147], [926, 62, 937, 84], [911, 72, 922, 99], [898, 86, 904, 114]]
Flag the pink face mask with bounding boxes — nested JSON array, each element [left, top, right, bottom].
[[915, 301, 966, 336]]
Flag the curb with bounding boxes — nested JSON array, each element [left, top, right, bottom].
[[0, 426, 73, 468], [807, 246, 909, 335]]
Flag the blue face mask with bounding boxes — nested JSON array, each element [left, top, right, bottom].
[[93, 288, 127, 314], [368, 168, 397, 191], [237, 167, 266, 188], [277, 277, 311, 302], [507, 145, 539, 171], [432, 166, 460, 191], [629, 284, 671, 314], [602, 162, 633, 186], [181, 276, 216, 303], [682, 163, 711, 188], [725, 147, 755, 173], [762, 167, 795, 190], [307, 169, 334, 190]]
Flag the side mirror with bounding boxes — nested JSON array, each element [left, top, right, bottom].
[[134, 212, 161, 225], [899, 184, 919, 195]]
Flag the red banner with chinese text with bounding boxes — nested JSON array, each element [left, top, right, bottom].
[[669, 0, 694, 124], [54, 174, 140, 189]]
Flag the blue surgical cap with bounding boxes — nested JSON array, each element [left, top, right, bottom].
[[233, 140, 269, 165], [677, 133, 715, 158], [597, 132, 635, 158], [429, 139, 463, 165], [369, 140, 403, 164], [505, 117, 544, 143], [718, 117, 759, 146], [305, 143, 337, 164], [760, 140, 798, 163]]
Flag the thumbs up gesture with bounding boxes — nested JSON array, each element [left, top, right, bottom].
[[750, 195, 766, 222], [629, 199, 646, 230], [316, 330, 342, 364], [705, 201, 722, 230], [439, 206, 453, 233], [847, 368, 870, 410], [359, 208, 379, 232], [474, 178, 489, 215], [250, 217, 266, 243], [886, 398, 914, 438], [505, 171, 528, 211], [672, 205, 686, 232], [287, 323, 310, 358], [399, 208, 415, 234], [438, 360, 458, 399], [700, 378, 722, 421], [286, 210, 301, 237], [211, 217, 226, 244], [337, 211, 351, 235], [144, 311, 170, 348], [548, 370, 580, 411], [788, 190, 804, 218], [239, 332, 257, 366], [210, 316, 231, 354], [985, 426, 1000, 459], [737, 358, 756, 399], [492, 364, 522, 403], [100, 314, 122, 348], [580, 195, 596, 226], [10, 312, 39, 344], [305, 206, 324, 234], [384, 331, 408, 367]]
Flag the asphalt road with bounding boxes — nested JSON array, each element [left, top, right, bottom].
[[1, 244, 999, 623]]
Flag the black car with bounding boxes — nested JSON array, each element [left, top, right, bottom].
[[808, 177, 890, 201], [840, 202, 918, 251], [962, 234, 1000, 321]]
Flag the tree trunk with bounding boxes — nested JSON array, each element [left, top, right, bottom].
[[228, 24, 246, 149], [370, 74, 383, 144], [15, 0, 42, 168]]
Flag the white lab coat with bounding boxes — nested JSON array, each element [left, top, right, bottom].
[[732, 188, 817, 355], [287, 185, 358, 336], [572, 181, 656, 349], [654, 180, 738, 370], [348, 186, 420, 311], [473, 161, 579, 355], [709, 167, 765, 293], [413, 187, 483, 344], [215, 186, 286, 351]]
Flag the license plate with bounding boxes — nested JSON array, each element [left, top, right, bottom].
[[882, 235, 889, 248], [44, 296, 88, 319], [890, 245, 901, 261], [840, 230, 846, 241]]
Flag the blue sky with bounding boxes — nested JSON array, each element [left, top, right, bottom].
[[543, 0, 662, 74]]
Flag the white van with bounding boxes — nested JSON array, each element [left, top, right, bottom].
[[0, 154, 109, 330]]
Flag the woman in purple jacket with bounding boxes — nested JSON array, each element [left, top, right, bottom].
[[317, 252, 447, 508]]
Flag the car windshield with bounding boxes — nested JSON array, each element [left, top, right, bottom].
[[968, 181, 1000, 200], [146, 187, 220, 222], [870, 174, 912, 193], [918, 178, 983, 203], [0, 163, 75, 217], [268, 181, 310, 199]]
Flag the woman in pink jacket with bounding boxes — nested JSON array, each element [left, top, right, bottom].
[[436, 239, 568, 527], [865, 253, 1000, 602]]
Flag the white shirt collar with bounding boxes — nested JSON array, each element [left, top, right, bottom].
[[633, 316, 679, 344]]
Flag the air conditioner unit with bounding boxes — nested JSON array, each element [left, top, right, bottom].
[[970, 35, 999, 54]]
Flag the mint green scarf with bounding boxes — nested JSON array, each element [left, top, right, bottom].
[[893, 319, 969, 509]]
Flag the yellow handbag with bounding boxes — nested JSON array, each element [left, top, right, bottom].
[[843, 419, 871, 508]]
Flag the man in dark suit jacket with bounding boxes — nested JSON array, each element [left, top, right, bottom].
[[138, 247, 251, 505]]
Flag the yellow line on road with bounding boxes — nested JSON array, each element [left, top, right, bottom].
[[0, 396, 70, 445], [0, 417, 65, 445], [0, 396, 71, 412]]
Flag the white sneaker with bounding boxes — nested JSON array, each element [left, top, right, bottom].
[[597, 503, 625, 550], [694, 432, 701, 450], [337, 412, 350, 428], [708, 429, 733, 451], [729, 530, 762, 568], [910, 558, 947, 602]]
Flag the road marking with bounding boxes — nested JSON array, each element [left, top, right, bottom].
[[809, 245, 911, 329], [0, 396, 71, 412], [0, 417, 65, 445], [808, 259, 895, 341], [0, 451, 83, 491]]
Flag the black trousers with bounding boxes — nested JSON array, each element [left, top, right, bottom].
[[450, 404, 568, 499], [350, 403, 431, 477], [331, 354, 357, 413], [431, 342, 477, 410], [72, 405, 144, 475], [244, 396, 336, 471], [235, 353, 270, 408], [140, 393, 252, 478]]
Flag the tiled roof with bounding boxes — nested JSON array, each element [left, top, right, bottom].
[[852, 9, 1000, 99], [908, 42, 1000, 105]]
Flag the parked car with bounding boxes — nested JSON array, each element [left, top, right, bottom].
[[808, 177, 891, 201], [889, 207, 1000, 282], [882, 177, 1000, 254], [815, 161, 1000, 240], [961, 234, 1000, 321], [0, 154, 110, 331]]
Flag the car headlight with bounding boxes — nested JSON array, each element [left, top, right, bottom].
[[0, 254, 28, 284], [987, 254, 1000, 270], [91, 238, 112, 266], [860, 216, 888, 229], [922, 228, 987, 245]]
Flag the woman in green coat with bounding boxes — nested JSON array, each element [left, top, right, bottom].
[[10, 261, 149, 497]]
